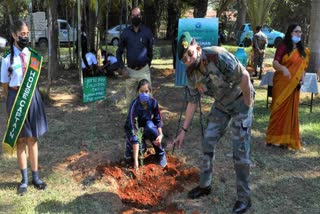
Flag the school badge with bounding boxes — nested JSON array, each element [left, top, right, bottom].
[[30, 57, 40, 72]]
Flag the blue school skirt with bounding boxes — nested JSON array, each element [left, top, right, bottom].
[[6, 87, 48, 138]]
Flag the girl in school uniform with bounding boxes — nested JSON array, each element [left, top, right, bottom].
[[0, 20, 48, 195], [124, 79, 167, 169], [81, 47, 98, 77]]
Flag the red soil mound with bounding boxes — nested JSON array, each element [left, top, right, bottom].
[[100, 153, 199, 209], [65, 150, 199, 212]]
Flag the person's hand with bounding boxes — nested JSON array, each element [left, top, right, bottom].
[[282, 66, 291, 79], [259, 49, 265, 54], [154, 134, 163, 146], [172, 130, 186, 149], [242, 95, 253, 107]]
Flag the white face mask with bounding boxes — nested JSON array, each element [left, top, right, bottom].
[[292, 36, 301, 44]]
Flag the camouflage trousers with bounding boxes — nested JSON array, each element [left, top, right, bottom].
[[200, 106, 253, 201], [253, 51, 265, 71]]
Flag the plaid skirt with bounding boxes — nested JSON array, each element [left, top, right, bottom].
[[6, 87, 48, 138]]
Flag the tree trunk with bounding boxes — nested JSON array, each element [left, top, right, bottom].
[[234, 0, 247, 43], [235, 0, 246, 31], [105, 0, 110, 50], [133, 0, 139, 8], [166, 0, 180, 39], [307, 0, 320, 75], [77, 0, 83, 85], [88, 6, 97, 50], [47, 0, 59, 96], [3, 5, 14, 26], [82, 3, 88, 47], [144, 0, 165, 38], [193, 0, 208, 18], [72, 2, 76, 65], [66, 6, 72, 66]]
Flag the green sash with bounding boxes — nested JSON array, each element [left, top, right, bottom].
[[2, 48, 43, 154]]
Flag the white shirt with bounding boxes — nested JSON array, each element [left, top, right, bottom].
[[81, 52, 97, 69], [0, 46, 29, 87], [107, 56, 117, 65]]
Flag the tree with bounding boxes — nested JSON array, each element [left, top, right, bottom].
[[0, 0, 28, 37], [47, 0, 59, 96], [144, 0, 166, 38], [269, 0, 311, 36], [133, 0, 139, 8], [32, 0, 46, 11], [166, 0, 180, 39], [212, 0, 234, 18], [193, 0, 208, 17], [79, 0, 98, 50], [307, 0, 320, 74], [234, 0, 246, 33], [246, 0, 274, 31]]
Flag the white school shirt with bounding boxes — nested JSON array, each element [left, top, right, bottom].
[[81, 52, 98, 69], [0, 46, 29, 87], [107, 56, 117, 65]]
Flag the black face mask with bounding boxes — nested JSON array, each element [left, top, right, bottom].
[[132, 17, 141, 27], [17, 36, 29, 49]]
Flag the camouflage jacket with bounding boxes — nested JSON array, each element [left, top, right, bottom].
[[253, 31, 267, 51], [186, 46, 251, 112]]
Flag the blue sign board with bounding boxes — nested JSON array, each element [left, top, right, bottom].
[[175, 18, 219, 86]]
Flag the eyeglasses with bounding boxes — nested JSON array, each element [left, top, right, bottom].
[[181, 49, 194, 63], [293, 30, 302, 34]]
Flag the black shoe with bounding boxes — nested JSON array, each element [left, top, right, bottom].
[[32, 180, 47, 190], [187, 185, 211, 199], [17, 183, 27, 195], [232, 199, 252, 214]]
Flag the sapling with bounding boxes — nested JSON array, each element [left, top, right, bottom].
[[133, 117, 144, 177]]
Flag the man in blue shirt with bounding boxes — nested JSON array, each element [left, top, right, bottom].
[[116, 7, 154, 104]]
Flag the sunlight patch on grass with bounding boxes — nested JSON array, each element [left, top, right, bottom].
[[151, 59, 173, 69], [161, 82, 176, 88], [295, 151, 320, 158]]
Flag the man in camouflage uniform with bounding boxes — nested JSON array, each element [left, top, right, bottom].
[[173, 32, 254, 214], [253, 25, 268, 79]]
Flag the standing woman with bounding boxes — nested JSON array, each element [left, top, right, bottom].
[[266, 24, 310, 150], [1, 20, 48, 195]]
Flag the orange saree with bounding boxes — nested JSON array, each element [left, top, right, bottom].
[[266, 48, 310, 150]]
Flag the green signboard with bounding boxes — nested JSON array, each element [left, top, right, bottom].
[[83, 76, 107, 103]]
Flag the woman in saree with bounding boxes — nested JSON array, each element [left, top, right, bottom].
[[266, 24, 310, 150]]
